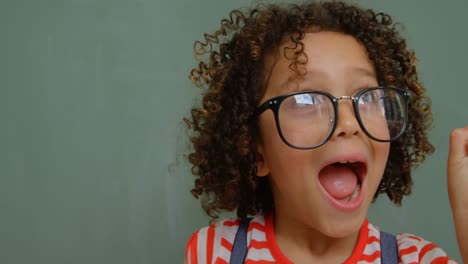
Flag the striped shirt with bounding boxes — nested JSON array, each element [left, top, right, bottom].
[[185, 213, 457, 264]]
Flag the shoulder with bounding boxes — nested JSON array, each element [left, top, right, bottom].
[[185, 214, 267, 264], [366, 222, 458, 264], [396, 233, 458, 264], [185, 217, 240, 264]]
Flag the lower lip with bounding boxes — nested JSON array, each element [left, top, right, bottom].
[[319, 176, 366, 212]]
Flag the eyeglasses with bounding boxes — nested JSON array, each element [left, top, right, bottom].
[[255, 86, 411, 150]]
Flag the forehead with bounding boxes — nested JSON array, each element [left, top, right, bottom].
[[261, 31, 377, 96]]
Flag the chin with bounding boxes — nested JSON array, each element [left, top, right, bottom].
[[319, 210, 367, 238]]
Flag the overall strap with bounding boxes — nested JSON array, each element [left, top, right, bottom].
[[229, 217, 253, 264], [380, 231, 398, 264]]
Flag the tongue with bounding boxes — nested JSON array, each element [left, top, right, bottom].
[[319, 165, 358, 199]]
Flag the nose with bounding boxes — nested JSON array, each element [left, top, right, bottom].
[[332, 98, 361, 140]]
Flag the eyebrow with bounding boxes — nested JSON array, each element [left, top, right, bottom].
[[277, 66, 377, 93], [350, 66, 377, 79]]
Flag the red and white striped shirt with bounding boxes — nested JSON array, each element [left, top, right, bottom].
[[185, 213, 456, 264]]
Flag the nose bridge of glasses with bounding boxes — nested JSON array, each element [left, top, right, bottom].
[[334, 95, 357, 112], [335, 95, 355, 102], [334, 95, 359, 126]]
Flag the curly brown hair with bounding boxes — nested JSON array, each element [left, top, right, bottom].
[[184, 0, 434, 220]]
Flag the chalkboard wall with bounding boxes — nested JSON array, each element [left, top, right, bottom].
[[1, 0, 467, 263]]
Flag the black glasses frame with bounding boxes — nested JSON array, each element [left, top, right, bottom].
[[255, 86, 412, 150]]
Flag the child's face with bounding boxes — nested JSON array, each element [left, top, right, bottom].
[[256, 31, 390, 237]]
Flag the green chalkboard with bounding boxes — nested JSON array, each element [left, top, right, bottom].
[[1, 0, 466, 263]]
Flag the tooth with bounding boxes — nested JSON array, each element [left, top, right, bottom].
[[351, 183, 360, 199], [345, 183, 361, 202]]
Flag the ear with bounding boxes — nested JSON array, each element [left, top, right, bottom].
[[255, 143, 270, 177]]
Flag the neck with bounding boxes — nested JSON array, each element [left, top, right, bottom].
[[270, 210, 363, 263]]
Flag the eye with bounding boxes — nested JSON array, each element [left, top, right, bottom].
[[293, 94, 315, 106], [281, 93, 324, 114], [361, 92, 376, 103]]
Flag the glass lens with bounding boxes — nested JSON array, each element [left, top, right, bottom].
[[278, 93, 334, 148], [357, 88, 406, 141]]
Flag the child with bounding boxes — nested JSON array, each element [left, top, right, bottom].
[[184, 1, 468, 263]]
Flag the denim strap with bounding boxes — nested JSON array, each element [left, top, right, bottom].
[[380, 231, 398, 264], [229, 218, 252, 264]]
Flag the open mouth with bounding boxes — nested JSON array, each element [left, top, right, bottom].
[[318, 160, 367, 211]]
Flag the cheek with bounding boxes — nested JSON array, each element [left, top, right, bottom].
[[259, 116, 318, 176], [378, 143, 390, 167], [369, 142, 391, 188]]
